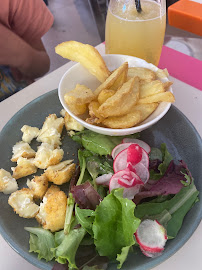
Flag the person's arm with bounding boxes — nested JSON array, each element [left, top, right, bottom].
[[0, 23, 50, 79]]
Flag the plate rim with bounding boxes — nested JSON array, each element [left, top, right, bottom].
[[0, 89, 201, 270]]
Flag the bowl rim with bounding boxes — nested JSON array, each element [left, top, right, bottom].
[[58, 54, 172, 135]]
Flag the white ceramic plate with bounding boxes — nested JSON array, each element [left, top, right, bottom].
[[58, 54, 173, 136]]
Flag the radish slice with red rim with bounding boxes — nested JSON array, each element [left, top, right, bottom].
[[135, 219, 167, 257], [128, 162, 150, 184], [95, 173, 113, 186], [109, 168, 144, 199], [122, 138, 151, 154], [113, 148, 127, 173], [113, 146, 149, 173], [111, 143, 133, 160], [127, 144, 142, 165]]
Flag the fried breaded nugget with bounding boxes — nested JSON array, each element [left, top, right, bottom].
[[64, 112, 84, 131], [0, 169, 18, 194], [11, 141, 36, 162], [45, 160, 76, 185], [27, 174, 49, 200], [21, 125, 40, 144], [8, 188, 39, 218], [34, 143, 64, 169], [37, 114, 64, 146], [12, 157, 37, 180], [36, 185, 67, 232]]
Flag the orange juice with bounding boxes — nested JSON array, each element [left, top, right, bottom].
[[105, 0, 166, 66]]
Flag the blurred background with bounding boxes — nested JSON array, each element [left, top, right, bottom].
[[42, 0, 202, 74]]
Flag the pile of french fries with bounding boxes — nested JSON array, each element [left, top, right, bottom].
[[55, 41, 175, 129]]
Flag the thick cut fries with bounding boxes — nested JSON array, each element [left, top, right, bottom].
[[140, 80, 165, 98], [128, 67, 156, 82], [98, 89, 116, 104], [58, 41, 175, 129], [132, 103, 159, 123], [102, 110, 142, 129], [55, 41, 110, 82], [138, 92, 175, 104], [98, 77, 140, 118], [64, 84, 95, 105], [94, 62, 128, 97]]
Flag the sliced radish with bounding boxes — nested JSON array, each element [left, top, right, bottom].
[[118, 171, 143, 188], [135, 219, 167, 258], [113, 148, 127, 173], [109, 168, 144, 200], [95, 173, 113, 186], [122, 138, 151, 154], [129, 163, 150, 184], [127, 144, 142, 165], [111, 143, 133, 159], [113, 146, 149, 173]]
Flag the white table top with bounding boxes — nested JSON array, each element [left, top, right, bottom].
[[0, 44, 201, 270]]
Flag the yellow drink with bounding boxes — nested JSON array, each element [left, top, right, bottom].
[[105, 0, 166, 66]]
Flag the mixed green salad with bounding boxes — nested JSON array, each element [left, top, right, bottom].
[[25, 130, 199, 270]]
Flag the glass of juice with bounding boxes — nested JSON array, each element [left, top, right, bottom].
[[105, 0, 166, 66]]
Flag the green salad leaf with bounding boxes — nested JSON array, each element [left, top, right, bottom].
[[24, 227, 55, 261], [149, 143, 173, 180], [92, 189, 140, 263], [75, 206, 95, 236], [72, 130, 140, 156], [53, 227, 86, 267], [134, 181, 199, 238]]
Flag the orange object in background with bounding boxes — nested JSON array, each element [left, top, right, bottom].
[[168, 0, 202, 36]]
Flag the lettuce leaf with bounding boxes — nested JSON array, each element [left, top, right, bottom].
[[24, 227, 55, 261], [75, 206, 95, 236], [53, 227, 86, 267], [72, 130, 140, 156], [149, 143, 173, 180], [92, 189, 140, 264], [134, 181, 199, 238]]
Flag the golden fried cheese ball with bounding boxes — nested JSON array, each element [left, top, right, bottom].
[[8, 188, 39, 218], [26, 174, 49, 200], [37, 114, 64, 147], [0, 169, 18, 194], [21, 125, 40, 144], [11, 141, 36, 162], [36, 185, 67, 232], [45, 160, 76, 185], [12, 157, 37, 180], [34, 143, 64, 169]]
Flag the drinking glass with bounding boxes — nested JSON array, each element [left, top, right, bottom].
[[105, 0, 166, 66]]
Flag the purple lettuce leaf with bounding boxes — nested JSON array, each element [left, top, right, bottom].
[[71, 181, 102, 210], [134, 160, 193, 204]]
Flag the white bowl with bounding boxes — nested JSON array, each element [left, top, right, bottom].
[[58, 54, 173, 136]]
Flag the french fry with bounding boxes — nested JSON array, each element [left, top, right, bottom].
[[163, 81, 173, 91], [68, 103, 87, 115], [88, 101, 103, 120], [55, 41, 110, 82], [156, 68, 169, 79], [102, 110, 142, 129], [98, 77, 140, 118], [94, 62, 128, 97], [132, 103, 159, 123], [98, 89, 116, 104], [86, 116, 102, 125], [138, 92, 175, 104], [140, 80, 165, 98], [64, 84, 95, 105], [110, 66, 128, 90], [128, 67, 156, 82]]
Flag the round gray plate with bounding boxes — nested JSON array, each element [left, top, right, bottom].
[[0, 89, 201, 270]]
